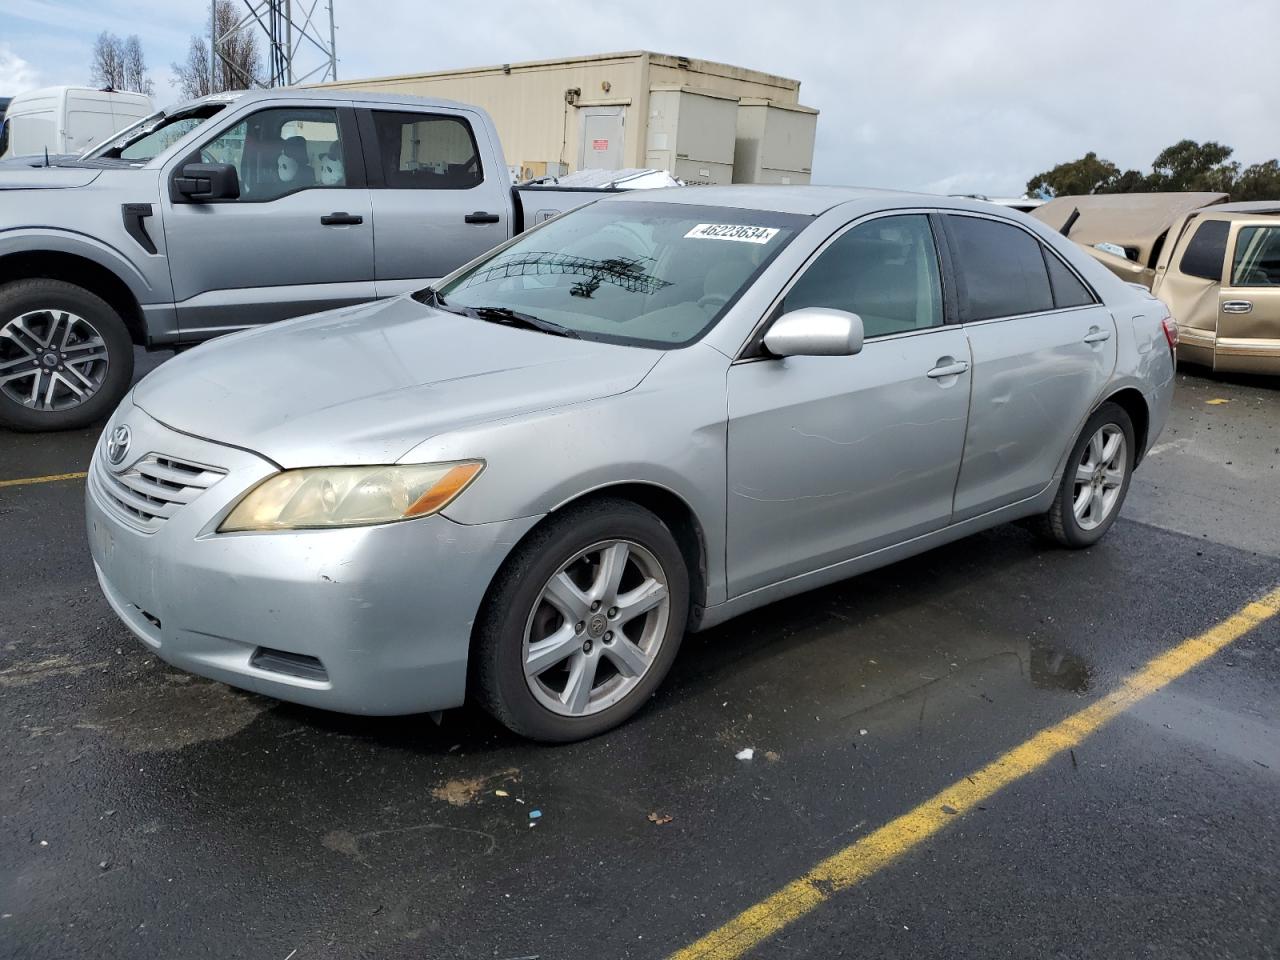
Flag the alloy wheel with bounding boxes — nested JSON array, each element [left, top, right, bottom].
[[0, 309, 110, 411], [1072, 424, 1126, 531], [523, 539, 671, 717]]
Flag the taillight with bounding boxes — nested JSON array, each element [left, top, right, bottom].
[[1160, 316, 1179, 351]]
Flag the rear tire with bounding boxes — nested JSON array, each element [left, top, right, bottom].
[[1034, 401, 1135, 549], [472, 498, 690, 742], [0, 279, 134, 432]]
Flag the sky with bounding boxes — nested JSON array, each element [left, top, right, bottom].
[[3, 0, 1278, 196]]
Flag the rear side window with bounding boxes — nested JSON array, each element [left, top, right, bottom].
[[1230, 226, 1280, 286], [369, 111, 482, 189], [946, 215, 1053, 321], [1179, 220, 1229, 281], [1042, 249, 1095, 308]]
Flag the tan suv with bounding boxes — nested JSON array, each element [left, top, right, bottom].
[[1034, 195, 1280, 375]]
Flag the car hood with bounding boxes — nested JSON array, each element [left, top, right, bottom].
[[132, 295, 664, 467], [0, 166, 102, 189]]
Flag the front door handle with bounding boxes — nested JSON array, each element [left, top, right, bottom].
[[320, 212, 363, 226], [1222, 300, 1253, 314], [926, 359, 969, 379], [464, 211, 501, 224], [1083, 326, 1112, 343]]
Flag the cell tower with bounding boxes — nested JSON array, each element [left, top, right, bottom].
[[212, 0, 338, 88]]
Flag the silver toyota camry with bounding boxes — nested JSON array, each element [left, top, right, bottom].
[[86, 187, 1176, 740]]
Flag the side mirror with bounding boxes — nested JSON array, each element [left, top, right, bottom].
[[763, 307, 864, 358], [174, 162, 240, 201]]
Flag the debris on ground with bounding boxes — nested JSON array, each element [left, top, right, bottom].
[[647, 812, 673, 825], [941, 804, 958, 815], [1206, 398, 1230, 405], [859, 729, 868, 736], [529, 809, 542, 819], [735, 748, 754, 761], [494, 789, 509, 797], [764, 750, 781, 763]]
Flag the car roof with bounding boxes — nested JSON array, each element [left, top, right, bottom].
[[600, 184, 935, 216], [218, 86, 479, 113]]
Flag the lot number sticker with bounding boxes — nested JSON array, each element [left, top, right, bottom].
[[684, 223, 780, 244]]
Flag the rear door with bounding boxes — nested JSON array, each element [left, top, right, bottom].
[[358, 108, 510, 298], [944, 213, 1117, 520], [163, 102, 375, 339], [1218, 222, 1280, 368], [726, 212, 971, 596]]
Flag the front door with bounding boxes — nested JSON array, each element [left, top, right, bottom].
[[359, 108, 510, 298], [1218, 222, 1280, 369], [943, 214, 1117, 519], [726, 213, 971, 597], [163, 103, 375, 340]]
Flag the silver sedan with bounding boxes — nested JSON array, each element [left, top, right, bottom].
[[86, 187, 1176, 740]]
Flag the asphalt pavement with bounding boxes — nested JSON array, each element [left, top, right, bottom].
[[2, 353, 1277, 960]]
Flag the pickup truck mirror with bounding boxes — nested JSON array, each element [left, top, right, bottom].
[[764, 307, 864, 358], [174, 162, 240, 201]]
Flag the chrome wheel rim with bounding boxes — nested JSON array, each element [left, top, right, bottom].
[[0, 309, 110, 411], [523, 539, 670, 717], [1073, 424, 1126, 531]]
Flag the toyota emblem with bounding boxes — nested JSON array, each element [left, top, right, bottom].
[[106, 424, 132, 466]]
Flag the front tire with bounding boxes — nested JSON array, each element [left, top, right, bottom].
[[473, 498, 690, 742], [0, 279, 134, 432], [1036, 401, 1135, 548]]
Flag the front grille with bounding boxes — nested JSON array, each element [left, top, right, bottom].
[[92, 450, 226, 534]]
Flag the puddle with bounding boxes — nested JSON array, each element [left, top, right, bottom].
[[1029, 643, 1092, 693]]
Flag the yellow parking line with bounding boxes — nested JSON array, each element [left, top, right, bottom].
[[0, 471, 88, 489], [671, 585, 1280, 960]]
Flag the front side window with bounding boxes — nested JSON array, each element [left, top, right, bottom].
[[197, 107, 345, 201], [781, 214, 944, 338], [432, 201, 805, 347], [946, 215, 1053, 322], [1179, 219, 1230, 282], [369, 111, 482, 189], [1230, 226, 1280, 286]]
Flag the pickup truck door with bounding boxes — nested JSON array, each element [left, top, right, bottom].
[[356, 108, 511, 298], [1216, 221, 1280, 371], [161, 103, 376, 340]]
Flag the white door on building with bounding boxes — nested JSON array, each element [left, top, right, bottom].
[[578, 106, 624, 170]]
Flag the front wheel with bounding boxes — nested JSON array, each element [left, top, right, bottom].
[[1036, 402, 1136, 548], [0, 279, 134, 432], [472, 498, 690, 742]]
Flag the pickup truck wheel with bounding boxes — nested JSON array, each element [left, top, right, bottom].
[[0, 279, 134, 432], [473, 498, 690, 742]]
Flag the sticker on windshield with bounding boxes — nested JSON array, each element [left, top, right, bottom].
[[684, 223, 780, 244]]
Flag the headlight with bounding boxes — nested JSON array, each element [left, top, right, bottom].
[[218, 461, 484, 532]]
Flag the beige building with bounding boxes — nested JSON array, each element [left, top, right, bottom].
[[314, 50, 818, 185]]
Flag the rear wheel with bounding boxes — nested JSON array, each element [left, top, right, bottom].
[[0, 279, 134, 432], [1035, 402, 1135, 548], [473, 498, 690, 741]]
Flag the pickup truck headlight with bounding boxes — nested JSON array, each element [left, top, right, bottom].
[[219, 461, 484, 532]]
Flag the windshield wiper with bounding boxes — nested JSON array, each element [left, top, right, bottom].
[[463, 306, 581, 339]]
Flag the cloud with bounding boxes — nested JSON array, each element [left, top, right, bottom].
[[0, 44, 42, 94]]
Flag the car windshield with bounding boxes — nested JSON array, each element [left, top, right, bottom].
[[84, 103, 229, 162], [430, 201, 808, 348]]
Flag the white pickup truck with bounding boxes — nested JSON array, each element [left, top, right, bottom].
[[0, 88, 617, 430]]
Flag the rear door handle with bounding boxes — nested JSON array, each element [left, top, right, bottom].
[[320, 212, 363, 226], [1083, 326, 1112, 343], [926, 359, 969, 379], [464, 211, 501, 224], [1222, 300, 1253, 314]]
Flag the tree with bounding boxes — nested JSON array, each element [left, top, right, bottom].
[[1147, 139, 1238, 192], [90, 31, 153, 95], [172, 0, 262, 100], [1233, 160, 1280, 202], [1025, 152, 1120, 197]]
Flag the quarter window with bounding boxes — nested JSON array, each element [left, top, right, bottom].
[[369, 111, 482, 189], [946, 215, 1053, 321], [1230, 226, 1280, 286], [781, 214, 944, 338], [197, 107, 345, 201], [1042, 249, 1095, 308], [1179, 219, 1230, 281]]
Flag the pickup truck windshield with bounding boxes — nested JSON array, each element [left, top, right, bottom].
[[431, 201, 806, 348], [85, 103, 229, 162]]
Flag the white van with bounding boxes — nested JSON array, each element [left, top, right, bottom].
[[0, 86, 154, 160]]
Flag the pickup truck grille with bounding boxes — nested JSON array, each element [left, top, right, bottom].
[[91, 451, 226, 534]]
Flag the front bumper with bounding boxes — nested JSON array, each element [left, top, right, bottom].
[[86, 401, 538, 715]]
